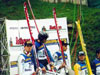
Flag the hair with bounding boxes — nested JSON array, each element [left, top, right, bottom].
[[96, 48, 100, 56], [24, 40, 32, 46], [38, 32, 48, 42]]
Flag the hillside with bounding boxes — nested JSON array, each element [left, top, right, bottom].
[[0, 0, 100, 61]]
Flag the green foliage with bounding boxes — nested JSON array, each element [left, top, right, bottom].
[[88, 0, 100, 8], [79, 7, 100, 61]]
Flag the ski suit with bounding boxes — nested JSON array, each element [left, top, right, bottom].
[[74, 61, 88, 75], [92, 58, 100, 75], [31, 40, 54, 69], [18, 51, 35, 75], [53, 51, 69, 75]]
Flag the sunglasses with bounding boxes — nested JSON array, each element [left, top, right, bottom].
[[26, 44, 32, 47], [79, 54, 85, 56], [63, 45, 67, 47]]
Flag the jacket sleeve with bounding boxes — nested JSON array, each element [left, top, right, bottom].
[[46, 47, 54, 62], [18, 55, 25, 75], [53, 53, 61, 70], [91, 60, 96, 75], [74, 63, 80, 75]]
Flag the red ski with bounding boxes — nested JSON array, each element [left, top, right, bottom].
[[53, 8, 66, 64], [24, 2, 40, 68], [27, 0, 51, 64]]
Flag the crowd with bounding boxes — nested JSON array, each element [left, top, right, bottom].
[[17, 32, 100, 75]]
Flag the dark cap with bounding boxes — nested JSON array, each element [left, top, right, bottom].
[[78, 51, 85, 56], [24, 41, 32, 47], [61, 41, 69, 46]]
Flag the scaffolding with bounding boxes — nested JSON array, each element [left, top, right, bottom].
[[0, 18, 10, 75]]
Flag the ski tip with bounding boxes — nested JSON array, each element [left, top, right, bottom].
[[53, 8, 56, 14], [24, 2, 27, 5], [53, 8, 56, 10]]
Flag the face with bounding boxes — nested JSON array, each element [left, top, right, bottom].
[[62, 45, 67, 51], [78, 55, 86, 61], [42, 39, 46, 43], [97, 53, 100, 59], [24, 44, 32, 53]]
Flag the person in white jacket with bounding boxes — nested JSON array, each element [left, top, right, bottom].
[[18, 41, 37, 75], [53, 40, 74, 75]]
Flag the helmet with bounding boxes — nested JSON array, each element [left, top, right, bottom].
[[96, 48, 100, 54], [38, 32, 48, 41]]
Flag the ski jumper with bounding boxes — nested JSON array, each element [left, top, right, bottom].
[[92, 58, 100, 75], [53, 51, 69, 75], [34, 40, 54, 69], [18, 51, 35, 75]]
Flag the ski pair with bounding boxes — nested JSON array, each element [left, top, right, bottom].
[[26, 0, 51, 65], [53, 8, 69, 75], [24, 2, 41, 75], [24, 1, 53, 74]]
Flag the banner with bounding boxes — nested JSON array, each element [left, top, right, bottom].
[[5, 17, 71, 75]]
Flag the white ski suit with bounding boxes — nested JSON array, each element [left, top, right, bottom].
[[18, 51, 35, 75]]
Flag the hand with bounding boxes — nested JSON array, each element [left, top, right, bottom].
[[50, 62, 56, 70], [32, 72, 36, 75], [59, 62, 66, 70], [61, 62, 66, 68], [42, 67, 46, 74], [49, 62, 54, 65], [49, 62, 54, 67], [36, 67, 40, 73]]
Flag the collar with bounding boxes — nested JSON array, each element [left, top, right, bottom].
[[78, 61, 85, 64], [23, 50, 31, 56], [96, 58, 100, 61]]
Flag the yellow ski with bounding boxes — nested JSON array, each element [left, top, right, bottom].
[[76, 20, 93, 75]]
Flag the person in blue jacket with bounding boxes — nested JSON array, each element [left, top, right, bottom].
[[31, 32, 54, 73], [91, 48, 100, 75]]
